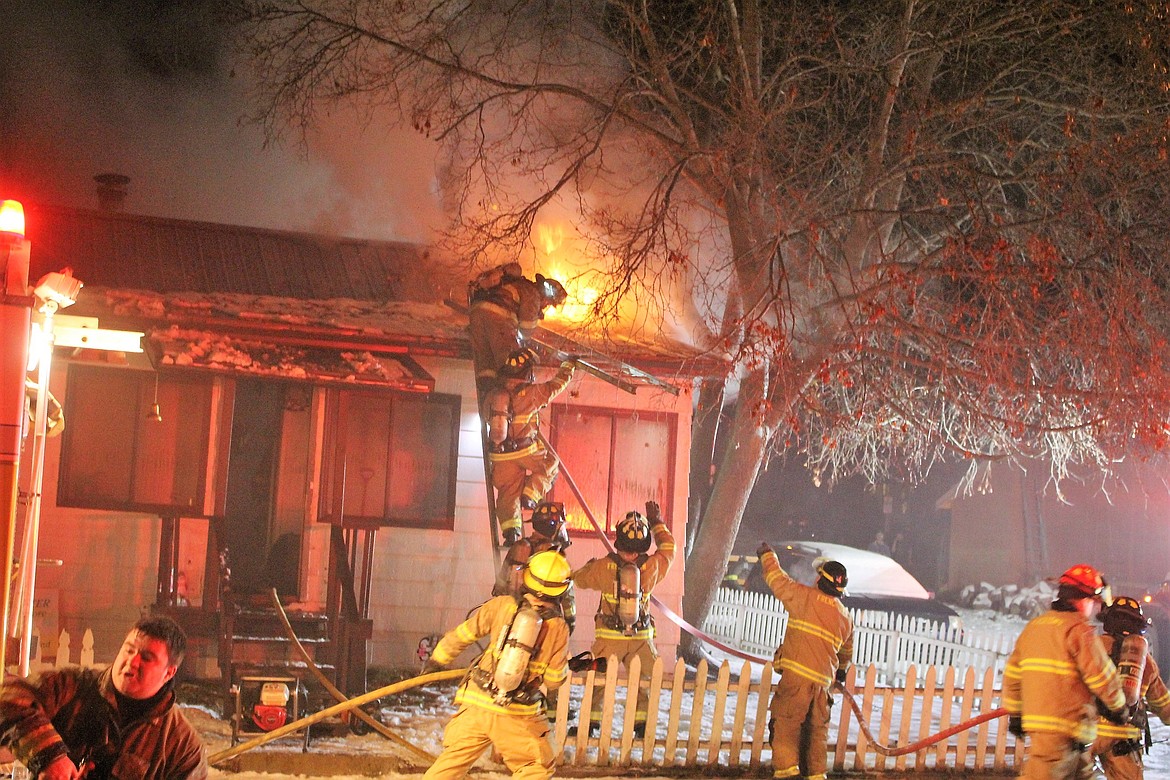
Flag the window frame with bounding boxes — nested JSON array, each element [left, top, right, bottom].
[[547, 402, 677, 538], [318, 386, 461, 530], [56, 364, 214, 515]]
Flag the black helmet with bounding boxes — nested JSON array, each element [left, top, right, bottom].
[[614, 511, 651, 554], [499, 347, 538, 381], [816, 559, 848, 597], [535, 274, 568, 307], [1104, 596, 1150, 636], [531, 501, 568, 547]]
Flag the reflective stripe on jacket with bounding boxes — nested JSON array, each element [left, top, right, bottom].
[[573, 522, 675, 641], [430, 594, 569, 717], [1003, 608, 1124, 742], [759, 551, 853, 687], [1095, 634, 1170, 739]]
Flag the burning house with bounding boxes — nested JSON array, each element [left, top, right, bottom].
[[16, 202, 714, 699]]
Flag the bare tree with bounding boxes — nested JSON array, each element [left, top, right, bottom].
[[232, 0, 1170, 642]]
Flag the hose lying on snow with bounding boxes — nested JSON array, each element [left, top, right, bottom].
[[546, 434, 1010, 756], [267, 588, 439, 764], [208, 668, 467, 766], [831, 682, 1007, 757]]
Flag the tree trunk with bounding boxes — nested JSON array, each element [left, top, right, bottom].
[[685, 377, 725, 556], [680, 367, 770, 657]]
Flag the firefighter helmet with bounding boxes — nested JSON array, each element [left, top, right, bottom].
[[531, 501, 567, 541], [816, 560, 848, 596], [535, 274, 568, 307], [1059, 564, 1107, 600], [615, 511, 651, 554], [1104, 596, 1150, 636], [524, 550, 571, 597], [499, 347, 538, 380]]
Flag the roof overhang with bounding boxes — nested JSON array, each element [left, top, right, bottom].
[[148, 325, 434, 392]]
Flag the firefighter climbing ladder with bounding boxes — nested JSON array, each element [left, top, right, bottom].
[[452, 291, 680, 563]]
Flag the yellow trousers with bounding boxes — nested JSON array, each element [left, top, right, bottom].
[[424, 705, 555, 780], [490, 449, 559, 535], [588, 637, 657, 726], [769, 676, 830, 780], [1091, 735, 1144, 780], [1018, 732, 1095, 780]]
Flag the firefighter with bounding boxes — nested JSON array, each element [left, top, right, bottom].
[[1091, 596, 1170, 780], [1004, 564, 1127, 780], [467, 264, 568, 396], [493, 501, 576, 633], [571, 501, 675, 738], [482, 348, 575, 546], [422, 549, 572, 780], [756, 544, 853, 780]]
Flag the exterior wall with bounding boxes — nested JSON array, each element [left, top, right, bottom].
[[946, 461, 1170, 593], [18, 360, 161, 665], [25, 353, 693, 673], [365, 356, 693, 668]]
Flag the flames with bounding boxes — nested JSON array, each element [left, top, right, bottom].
[[534, 222, 598, 324]]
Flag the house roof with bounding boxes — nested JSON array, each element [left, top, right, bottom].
[[26, 204, 727, 388]]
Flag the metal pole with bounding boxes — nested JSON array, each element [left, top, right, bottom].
[[16, 303, 55, 675], [0, 236, 32, 676]]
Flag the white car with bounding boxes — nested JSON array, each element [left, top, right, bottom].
[[733, 540, 961, 626]]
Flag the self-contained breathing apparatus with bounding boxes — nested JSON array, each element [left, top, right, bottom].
[[479, 599, 547, 706], [608, 510, 655, 635], [1103, 596, 1153, 756], [468, 261, 524, 305], [474, 550, 571, 706]]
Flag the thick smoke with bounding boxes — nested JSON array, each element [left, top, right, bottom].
[[0, 1, 444, 242]]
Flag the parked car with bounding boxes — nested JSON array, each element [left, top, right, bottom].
[[727, 540, 962, 628]]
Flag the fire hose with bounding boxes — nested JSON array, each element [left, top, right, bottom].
[[208, 668, 468, 766], [267, 588, 438, 764], [543, 434, 1010, 756]]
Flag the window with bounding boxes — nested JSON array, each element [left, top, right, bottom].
[[319, 388, 460, 529], [547, 404, 677, 536], [57, 366, 213, 513]]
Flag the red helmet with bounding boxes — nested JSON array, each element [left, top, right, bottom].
[[1059, 564, 1106, 599]]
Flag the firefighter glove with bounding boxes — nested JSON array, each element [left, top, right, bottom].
[[645, 500, 661, 524], [421, 659, 445, 675], [756, 542, 773, 559], [502, 528, 522, 546], [835, 667, 848, 685], [1099, 701, 1131, 726], [1008, 715, 1024, 738], [568, 651, 607, 674]]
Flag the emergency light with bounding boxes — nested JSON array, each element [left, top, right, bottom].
[[0, 200, 25, 240]]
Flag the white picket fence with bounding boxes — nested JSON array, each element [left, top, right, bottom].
[[5, 629, 99, 675], [702, 587, 1018, 684], [552, 656, 1023, 772]]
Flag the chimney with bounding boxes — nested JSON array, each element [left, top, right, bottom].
[[93, 173, 130, 211]]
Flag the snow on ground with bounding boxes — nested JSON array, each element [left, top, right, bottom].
[[194, 605, 1170, 778]]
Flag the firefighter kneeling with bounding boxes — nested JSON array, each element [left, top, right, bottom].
[[423, 550, 572, 780], [1091, 596, 1170, 780]]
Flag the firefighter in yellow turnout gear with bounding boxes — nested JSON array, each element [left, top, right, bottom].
[[571, 501, 675, 737], [1091, 597, 1170, 780], [756, 544, 853, 780], [482, 348, 575, 546], [1004, 564, 1126, 780], [423, 550, 572, 780]]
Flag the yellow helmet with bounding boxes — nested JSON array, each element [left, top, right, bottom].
[[524, 550, 571, 597]]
